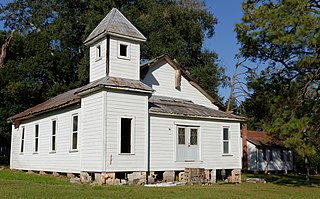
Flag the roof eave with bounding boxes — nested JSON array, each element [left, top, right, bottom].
[[149, 111, 244, 121]]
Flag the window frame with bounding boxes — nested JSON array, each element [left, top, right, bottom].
[[20, 126, 25, 154], [70, 114, 79, 152], [119, 116, 135, 155], [51, 119, 57, 153], [95, 43, 102, 61], [34, 124, 39, 153], [222, 127, 230, 154], [117, 40, 131, 60]]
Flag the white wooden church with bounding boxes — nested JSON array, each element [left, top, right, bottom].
[[9, 8, 243, 184]]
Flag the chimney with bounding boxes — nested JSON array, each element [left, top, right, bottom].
[[242, 123, 248, 171]]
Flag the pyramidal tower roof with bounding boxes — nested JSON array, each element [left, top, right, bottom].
[[84, 8, 146, 44]]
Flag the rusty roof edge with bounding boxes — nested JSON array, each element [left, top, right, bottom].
[[8, 98, 80, 123], [149, 110, 244, 121]]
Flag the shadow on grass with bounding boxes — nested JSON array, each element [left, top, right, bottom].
[[244, 173, 320, 187]]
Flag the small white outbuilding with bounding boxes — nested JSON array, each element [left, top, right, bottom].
[[9, 8, 243, 184]]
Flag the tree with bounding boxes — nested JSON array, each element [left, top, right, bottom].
[[0, 1, 227, 152], [236, 0, 320, 179]]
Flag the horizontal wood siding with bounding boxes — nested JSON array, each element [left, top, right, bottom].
[[105, 90, 148, 172], [247, 141, 293, 171], [109, 36, 140, 80], [80, 91, 105, 171], [10, 107, 81, 173], [142, 60, 218, 110], [149, 115, 241, 171], [90, 39, 107, 82]]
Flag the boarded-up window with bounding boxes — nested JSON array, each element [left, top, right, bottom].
[[121, 118, 132, 153], [34, 124, 39, 152], [52, 120, 56, 151], [72, 115, 78, 150], [223, 127, 229, 154], [178, 128, 186, 145], [20, 127, 25, 153]]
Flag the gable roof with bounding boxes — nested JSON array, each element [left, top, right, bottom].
[[140, 54, 226, 110], [84, 8, 146, 45], [8, 76, 153, 125], [242, 130, 285, 148], [149, 96, 243, 121]]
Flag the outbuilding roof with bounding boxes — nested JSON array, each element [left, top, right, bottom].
[[149, 96, 243, 121], [244, 130, 284, 148], [8, 76, 152, 124], [84, 8, 146, 44]]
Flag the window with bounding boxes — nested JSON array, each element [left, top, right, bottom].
[[20, 127, 25, 153], [190, 129, 198, 145], [262, 148, 266, 161], [34, 124, 39, 153], [287, 150, 291, 161], [120, 118, 132, 153], [51, 120, 56, 151], [118, 41, 130, 59], [269, 149, 273, 161], [223, 127, 229, 154], [280, 149, 284, 161], [178, 128, 186, 145], [72, 115, 78, 150], [96, 44, 101, 60]]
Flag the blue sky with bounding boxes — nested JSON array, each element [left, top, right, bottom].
[[0, 0, 246, 102]]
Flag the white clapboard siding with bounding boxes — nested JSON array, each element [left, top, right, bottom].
[[142, 60, 218, 110], [10, 106, 81, 173], [247, 141, 293, 171], [90, 39, 107, 82], [109, 36, 140, 80], [149, 115, 241, 171], [80, 91, 105, 172], [105, 90, 148, 172]]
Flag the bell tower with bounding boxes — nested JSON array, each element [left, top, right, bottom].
[[84, 8, 146, 82]]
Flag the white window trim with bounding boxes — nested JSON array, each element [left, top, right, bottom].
[[222, 126, 231, 155], [117, 40, 131, 60], [70, 114, 79, 152], [33, 124, 39, 154], [118, 116, 135, 155], [50, 119, 57, 153], [95, 43, 102, 61], [20, 126, 25, 154]]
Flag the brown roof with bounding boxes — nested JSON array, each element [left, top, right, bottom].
[[243, 130, 284, 148], [149, 96, 243, 120], [9, 76, 152, 123], [141, 54, 226, 110], [84, 8, 146, 44]]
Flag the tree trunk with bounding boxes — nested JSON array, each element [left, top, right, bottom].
[[305, 156, 310, 181], [0, 30, 15, 68]]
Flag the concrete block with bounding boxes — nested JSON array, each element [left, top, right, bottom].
[[163, 171, 175, 182], [80, 172, 92, 183], [128, 172, 146, 185], [211, 170, 216, 183]]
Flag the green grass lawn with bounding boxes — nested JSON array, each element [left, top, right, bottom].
[[1, 168, 320, 199]]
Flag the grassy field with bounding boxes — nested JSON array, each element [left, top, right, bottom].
[[1, 168, 320, 199]]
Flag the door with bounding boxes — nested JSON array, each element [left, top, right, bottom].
[[176, 126, 199, 162]]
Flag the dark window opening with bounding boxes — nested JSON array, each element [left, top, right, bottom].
[[52, 120, 56, 151], [96, 45, 101, 59], [120, 44, 127, 57], [263, 148, 266, 161], [269, 149, 273, 161], [121, 118, 132, 153], [35, 124, 39, 152]]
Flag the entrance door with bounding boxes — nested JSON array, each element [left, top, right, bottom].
[[176, 126, 199, 162]]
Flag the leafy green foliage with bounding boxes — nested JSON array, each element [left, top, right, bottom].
[[237, 0, 320, 175], [0, 0, 227, 148]]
